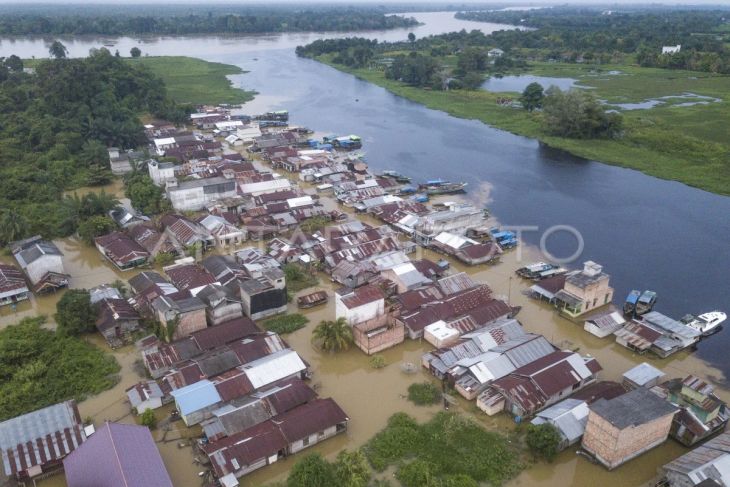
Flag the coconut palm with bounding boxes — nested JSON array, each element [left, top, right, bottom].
[[312, 317, 353, 352], [0, 210, 29, 245]]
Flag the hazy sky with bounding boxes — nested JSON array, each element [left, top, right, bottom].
[[0, 0, 729, 4]]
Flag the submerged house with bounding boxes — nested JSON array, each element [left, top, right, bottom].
[[167, 176, 238, 211], [95, 298, 141, 347], [652, 375, 729, 446], [478, 351, 602, 417], [126, 380, 165, 414], [203, 398, 348, 485], [531, 398, 590, 451], [584, 311, 626, 338], [554, 261, 614, 318], [151, 294, 207, 340], [0, 263, 30, 306], [94, 232, 150, 270], [581, 387, 678, 470], [661, 430, 730, 487], [614, 311, 701, 358], [11, 236, 69, 293], [0, 400, 86, 480], [335, 284, 404, 354]]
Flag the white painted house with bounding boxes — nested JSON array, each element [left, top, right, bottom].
[[148, 160, 176, 186], [662, 45, 681, 54], [167, 177, 238, 211], [335, 284, 386, 326]]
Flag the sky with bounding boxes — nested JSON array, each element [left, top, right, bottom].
[[0, 0, 729, 4]]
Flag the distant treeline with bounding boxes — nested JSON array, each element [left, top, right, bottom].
[[0, 9, 418, 36], [455, 7, 730, 73]]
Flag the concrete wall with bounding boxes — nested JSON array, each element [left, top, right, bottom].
[[26, 255, 64, 284], [173, 308, 207, 340], [565, 278, 614, 316], [335, 295, 385, 326], [582, 411, 674, 469]]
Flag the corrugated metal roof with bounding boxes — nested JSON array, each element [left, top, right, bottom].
[[242, 350, 306, 390], [622, 362, 665, 386], [171, 380, 222, 416]]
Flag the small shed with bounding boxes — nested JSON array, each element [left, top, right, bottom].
[[623, 362, 666, 390], [584, 311, 626, 338], [424, 320, 460, 348], [126, 380, 165, 414]]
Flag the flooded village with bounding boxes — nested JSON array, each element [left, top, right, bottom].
[[0, 105, 728, 487]]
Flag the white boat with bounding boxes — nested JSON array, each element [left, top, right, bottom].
[[682, 311, 727, 336]]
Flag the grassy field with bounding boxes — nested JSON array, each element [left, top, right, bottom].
[[317, 56, 730, 195], [127, 56, 256, 105]]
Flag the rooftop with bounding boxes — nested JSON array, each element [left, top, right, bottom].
[[589, 387, 678, 429]]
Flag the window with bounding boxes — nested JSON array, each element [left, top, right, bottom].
[[302, 437, 310, 446], [604, 293, 610, 304]]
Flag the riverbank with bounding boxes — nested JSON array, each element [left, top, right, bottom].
[[311, 56, 730, 196], [128, 56, 256, 105]]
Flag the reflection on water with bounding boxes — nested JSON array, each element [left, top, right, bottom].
[[482, 74, 582, 93]]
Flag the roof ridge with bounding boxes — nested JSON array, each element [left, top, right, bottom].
[[106, 422, 130, 487]]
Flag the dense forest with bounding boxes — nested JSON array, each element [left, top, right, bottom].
[[0, 7, 418, 35], [0, 46, 189, 244], [456, 8, 730, 73]]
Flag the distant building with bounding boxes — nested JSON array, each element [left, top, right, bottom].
[[108, 147, 145, 175], [662, 45, 682, 54], [0, 400, 86, 480], [147, 159, 176, 186], [11, 235, 69, 293], [167, 176, 238, 211], [581, 387, 678, 469], [554, 261, 614, 318], [488, 48, 505, 57], [63, 422, 173, 487]]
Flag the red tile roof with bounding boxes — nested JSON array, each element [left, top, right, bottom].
[[0, 263, 28, 295]]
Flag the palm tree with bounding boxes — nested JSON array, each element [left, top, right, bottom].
[[0, 210, 28, 245], [312, 317, 353, 353]]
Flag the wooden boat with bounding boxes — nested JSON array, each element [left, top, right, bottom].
[[418, 179, 467, 195], [297, 290, 328, 309], [624, 290, 641, 316], [381, 170, 411, 184], [635, 290, 657, 316]]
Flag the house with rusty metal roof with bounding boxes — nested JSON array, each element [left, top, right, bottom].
[[478, 350, 602, 417], [202, 398, 348, 484], [160, 214, 214, 250], [652, 375, 729, 447], [95, 298, 141, 348], [615, 312, 701, 358], [63, 422, 173, 487], [0, 263, 29, 307], [0, 400, 86, 480], [94, 232, 150, 270], [164, 261, 218, 296], [151, 294, 207, 341]]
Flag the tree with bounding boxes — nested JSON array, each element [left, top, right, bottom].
[[130, 47, 142, 58], [0, 210, 29, 245], [408, 32, 416, 44], [140, 408, 157, 429], [4, 55, 23, 72], [125, 174, 168, 215], [520, 82, 544, 112], [80, 140, 108, 167], [55, 289, 95, 336], [525, 423, 562, 462], [312, 317, 353, 352], [77, 215, 116, 245], [461, 72, 484, 90], [287, 454, 337, 487], [49, 41, 68, 59], [542, 87, 623, 139], [334, 449, 370, 487]]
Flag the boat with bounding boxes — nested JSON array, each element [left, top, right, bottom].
[[381, 170, 411, 183], [681, 311, 727, 336], [418, 179, 467, 195], [623, 290, 641, 316], [297, 290, 328, 309], [635, 290, 657, 316], [516, 262, 566, 280], [410, 194, 429, 203], [490, 227, 518, 249]]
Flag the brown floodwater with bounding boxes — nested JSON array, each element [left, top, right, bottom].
[[23, 173, 727, 487]]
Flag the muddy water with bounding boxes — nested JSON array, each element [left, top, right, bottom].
[[21, 169, 728, 487]]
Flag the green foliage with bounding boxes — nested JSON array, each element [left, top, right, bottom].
[[369, 354, 386, 369], [521, 82, 545, 112], [263, 314, 309, 334], [334, 449, 371, 487], [312, 317, 353, 353], [461, 72, 484, 90], [55, 289, 96, 336], [130, 47, 141, 58], [542, 87, 623, 139], [140, 408, 157, 429], [457, 47, 489, 73], [287, 453, 337, 487], [153, 251, 176, 267], [124, 173, 169, 215], [0, 49, 186, 240], [407, 381, 441, 406], [282, 263, 318, 293], [77, 215, 116, 245], [298, 215, 331, 234], [525, 423, 562, 462], [364, 412, 521, 485], [0, 210, 29, 246], [49, 40, 68, 59], [385, 52, 441, 88], [0, 317, 119, 421]]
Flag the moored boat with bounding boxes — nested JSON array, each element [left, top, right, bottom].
[[381, 170, 412, 183], [490, 227, 518, 249], [681, 311, 727, 336], [635, 290, 657, 316], [624, 290, 641, 316], [418, 179, 467, 195]]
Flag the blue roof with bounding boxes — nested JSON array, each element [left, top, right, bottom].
[[625, 290, 640, 304], [170, 380, 222, 416]]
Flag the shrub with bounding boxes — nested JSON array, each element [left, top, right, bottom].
[[140, 408, 157, 429], [263, 314, 309, 334], [407, 381, 441, 406], [525, 423, 562, 462], [55, 289, 95, 336], [287, 453, 336, 487], [370, 354, 386, 369]]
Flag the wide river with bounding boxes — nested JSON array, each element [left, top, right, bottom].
[[2, 10, 730, 487]]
